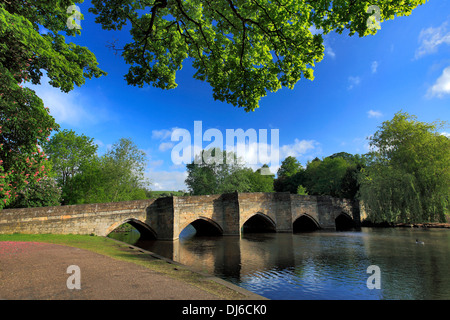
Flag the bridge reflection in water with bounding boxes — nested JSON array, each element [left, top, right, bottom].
[[110, 211, 357, 279], [110, 225, 450, 300], [109, 214, 361, 298]]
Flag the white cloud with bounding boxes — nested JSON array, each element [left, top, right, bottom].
[[25, 75, 106, 127], [150, 159, 164, 167], [427, 66, 450, 98], [371, 61, 379, 74], [367, 110, 383, 118], [146, 170, 188, 191], [347, 76, 361, 90], [326, 46, 336, 59], [415, 21, 450, 59], [159, 142, 174, 152], [152, 129, 174, 140], [231, 138, 319, 172], [441, 132, 450, 138], [280, 139, 318, 159], [152, 128, 180, 152]]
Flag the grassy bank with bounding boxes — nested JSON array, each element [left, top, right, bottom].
[[0, 233, 258, 300]]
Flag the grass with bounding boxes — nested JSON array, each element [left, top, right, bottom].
[[0, 233, 250, 300]]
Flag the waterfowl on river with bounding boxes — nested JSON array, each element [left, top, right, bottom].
[[416, 239, 425, 245]]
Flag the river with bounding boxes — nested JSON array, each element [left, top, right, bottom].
[[109, 227, 450, 300]]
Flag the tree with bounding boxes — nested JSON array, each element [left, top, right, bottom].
[[339, 164, 361, 199], [102, 138, 149, 202], [185, 148, 276, 195], [90, 0, 426, 111], [247, 164, 275, 192], [1, 2, 106, 92], [185, 157, 219, 195], [0, 2, 105, 209], [0, 75, 58, 208], [304, 156, 349, 197], [359, 112, 450, 223], [274, 156, 304, 193], [272, 152, 365, 197], [277, 156, 302, 178], [11, 176, 62, 208], [44, 129, 98, 189], [64, 138, 149, 204]]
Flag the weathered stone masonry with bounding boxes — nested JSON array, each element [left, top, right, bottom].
[[0, 192, 363, 240]]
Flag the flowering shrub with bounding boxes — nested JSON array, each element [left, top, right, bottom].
[[0, 68, 59, 209], [0, 3, 105, 209], [11, 176, 61, 208], [0, 139, 12, 207]]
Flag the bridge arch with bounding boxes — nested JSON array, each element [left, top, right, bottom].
[[335, 212, 356, 231], [242, 213, 276, 233], [106, 218, 157, 240], [180, 217, 223, 237], [293, 214, 320, 232]]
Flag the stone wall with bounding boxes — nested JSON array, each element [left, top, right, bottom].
[[290, 195, 320, 226], [0, 193, 363, 239], [0, 200, 153, 236], [238, 192, 292, 232]]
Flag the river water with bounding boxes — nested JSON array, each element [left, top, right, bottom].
[[110, 227, 450, 300]]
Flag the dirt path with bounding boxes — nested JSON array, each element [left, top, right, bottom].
[[0, 241, 244, 300]]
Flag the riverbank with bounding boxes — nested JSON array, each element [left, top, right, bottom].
[[0, 234, 266, 300], [361, 221, 450, 228]]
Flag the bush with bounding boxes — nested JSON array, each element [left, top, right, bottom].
[[10, 176, 61, 208]]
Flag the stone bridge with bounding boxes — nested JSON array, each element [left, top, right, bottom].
[[0, 192, 363, 240]]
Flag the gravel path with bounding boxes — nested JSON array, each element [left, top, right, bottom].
[[0, 241, 227, 300]]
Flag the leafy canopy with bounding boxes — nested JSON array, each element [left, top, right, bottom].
[[359, 112, 449, 223], [0, 1, 106, 208], [44, 129, 98, 188], [90, 0, 427, 111], [64, 138, 149, 204]]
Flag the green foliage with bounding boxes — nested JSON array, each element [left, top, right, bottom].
[[89, 0, 426, 111], [64, 138, 149, 204], [0, 1, 105, 209], [185, 148, 274, 195], [10, 176, 62, 208], [304, 157, 350, 197], [359, 112, 450, 223], [277, 156, 302, 178], [274, 153, 365, 198], [147, 190, 188, 198], [274, 156, 304, 193], [247, 164, 275, 193], [0, 2, 106, 93], [44, 129, 98, 188], [296, 185, 308, 195], [0, 71, 58, 208]]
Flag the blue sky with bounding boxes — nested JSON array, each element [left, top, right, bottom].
[[29, 1, 450, 191]]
